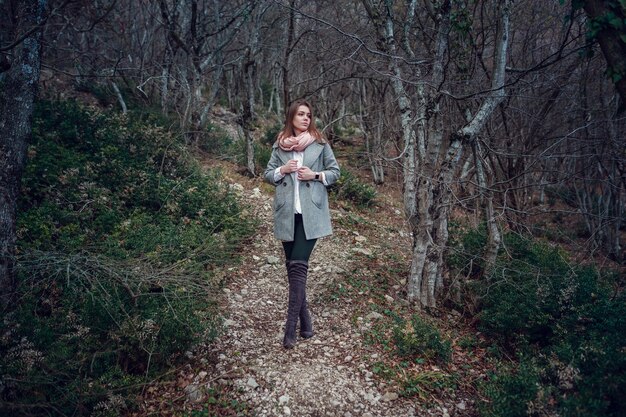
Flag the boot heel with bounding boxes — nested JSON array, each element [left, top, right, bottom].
[[283, 335, 296, 349]]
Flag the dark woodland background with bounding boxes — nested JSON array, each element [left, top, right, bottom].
[[0, 0, 624, 416]]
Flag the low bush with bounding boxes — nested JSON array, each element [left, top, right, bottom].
[[392, 314, 452, 364], [329, 169, 377, 209], [199, 122, 235, 157], [262, 122, 282, 146], [232, 135, 273, 176], [448, 226, 626, 417], [2, 100, 255, 416]]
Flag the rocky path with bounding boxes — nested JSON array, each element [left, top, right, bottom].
[[204, 179, 418, 417]]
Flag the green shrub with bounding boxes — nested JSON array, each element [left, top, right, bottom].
[[449, 226, 626, 417], [1, 251, 216, 416], [3, 99, 255, 416], [480, 356, 543, 417], [199, 122, 235, 157], [392, 314, 452, 364], [446, 221, 488, 278], [400, 370, 456, 399], [263, 123, 282, 146], [232, 137, 273, 176], [329, 169, 377, 208]]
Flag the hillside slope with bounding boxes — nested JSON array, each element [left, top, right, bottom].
[[135, 156, 484, 417]]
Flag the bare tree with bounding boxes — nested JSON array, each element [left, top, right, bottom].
[[579, 0, 626, 111], [0, 0, 47, 309], [158, 0, 253, 142], [238, 1, 271, 176], [360, 0, 511, 308]]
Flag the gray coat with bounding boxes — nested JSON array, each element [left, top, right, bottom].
[[264, 141, 340, 241]]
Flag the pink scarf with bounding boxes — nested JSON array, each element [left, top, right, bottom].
[[278, 131, 317, 152]]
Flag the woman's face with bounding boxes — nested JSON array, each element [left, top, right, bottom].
[[292, 105, 311, 135]]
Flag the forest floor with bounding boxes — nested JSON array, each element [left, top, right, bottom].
[[133, 153, 492, 417]]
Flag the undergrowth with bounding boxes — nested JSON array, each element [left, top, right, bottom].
[[1, 100, 255, 416], [447, 225, 625, 417]]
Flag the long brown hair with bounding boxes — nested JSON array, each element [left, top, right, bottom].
[[277, 99, 326, 143]]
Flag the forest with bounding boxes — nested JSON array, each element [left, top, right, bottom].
[[1, 0, 624, 416]]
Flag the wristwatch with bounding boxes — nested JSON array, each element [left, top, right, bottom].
[[315, 172, 320, 181]]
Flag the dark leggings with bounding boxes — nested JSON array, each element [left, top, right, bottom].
[[282, 214, 317, 262]]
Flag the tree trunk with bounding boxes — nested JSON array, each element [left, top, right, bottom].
[[160, 44, 173, 115], [0, 0, 47, 310], [407, 0, 509, 308], [111, 81, 127, 114], [282, 0, 296, 108], [360, 80, 385, 184], [582, 0, 626, 111], [473, 139, 501, 274]]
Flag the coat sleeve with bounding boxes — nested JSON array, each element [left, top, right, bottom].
[[320, 144, 340, 186], [264, 146, 283, 186]]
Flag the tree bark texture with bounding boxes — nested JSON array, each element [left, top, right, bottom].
[[582, 0, 626, 111], [282, 0, 296, 109], [364, 0, 510, 308], [0, 0, 47, 310]]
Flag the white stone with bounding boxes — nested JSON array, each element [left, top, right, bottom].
[[365, 312, 383, 320], [381, 392, 398, 402], [184, 383, 203, 403], [267, 255, 280, 264], [247, 377, 259, 389], [278, 394, 290, 405], [283, 406, 291, 415], [230, 183, 244, 192], [384, 294, 394, 303]]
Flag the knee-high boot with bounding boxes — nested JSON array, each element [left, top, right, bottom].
[[297, 263, 314, 339], [283, 260, 310, 348]]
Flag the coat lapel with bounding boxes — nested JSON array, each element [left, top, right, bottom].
[[303, 142, 324, 167], [272, 143, 293, 165]]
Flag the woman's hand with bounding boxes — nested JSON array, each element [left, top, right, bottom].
[[297, 166, 316, 181], [280, 159, 299, 175]]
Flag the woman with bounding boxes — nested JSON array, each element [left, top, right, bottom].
[[264, 99, 341, 349]]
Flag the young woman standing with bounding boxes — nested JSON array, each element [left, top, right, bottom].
[[264, 99, 341, 349]]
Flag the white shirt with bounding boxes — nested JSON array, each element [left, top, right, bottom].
[[273, 150, 327, 214]]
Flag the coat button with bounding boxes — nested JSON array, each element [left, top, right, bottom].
[[306, 183, 310, 188], [283, 182, 287, 187]]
